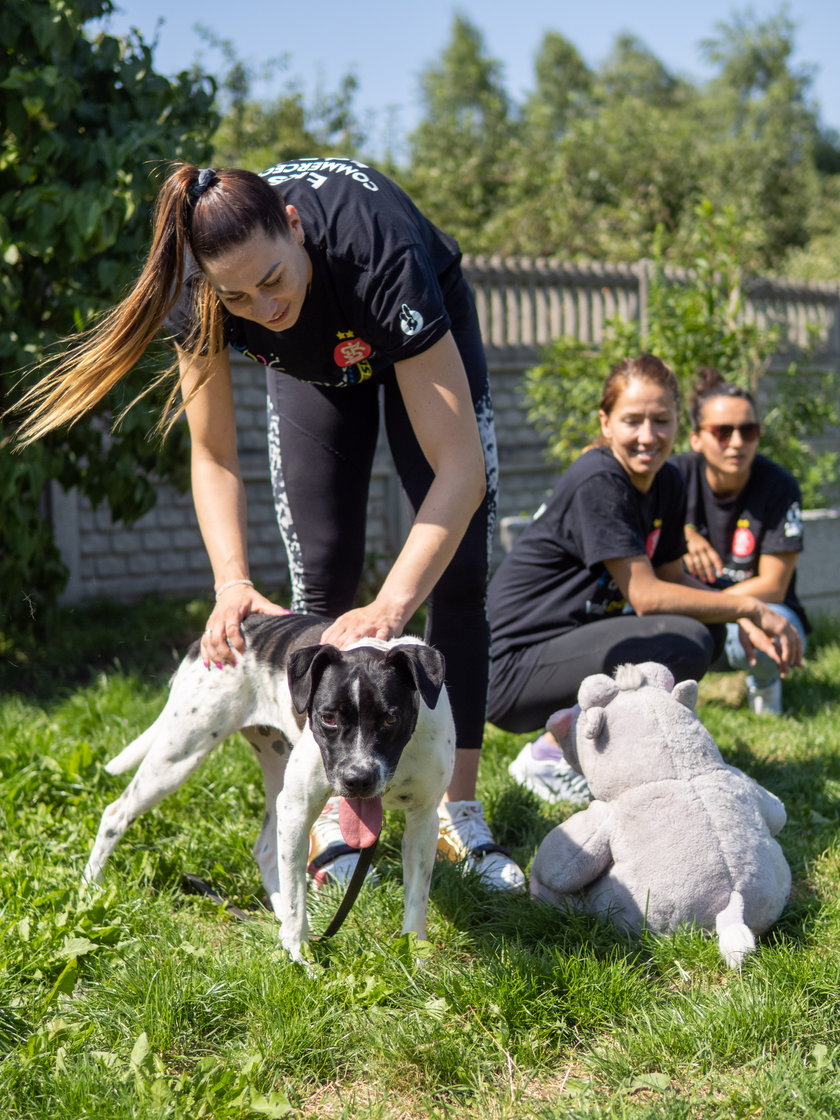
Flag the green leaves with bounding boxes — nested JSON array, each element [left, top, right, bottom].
[[1, 0, 215, 636]]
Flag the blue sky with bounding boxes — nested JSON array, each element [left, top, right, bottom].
[[96, 0, 839, 155]]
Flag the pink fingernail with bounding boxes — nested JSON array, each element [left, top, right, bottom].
[[215, 662, 224, 670], [203, 660, 210, 670]]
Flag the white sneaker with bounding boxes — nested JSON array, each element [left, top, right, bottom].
[[746, 678, 782, 715], [437, 800, 526, 892], [508, 740, 591, 805], [307, 797, 378, 889]]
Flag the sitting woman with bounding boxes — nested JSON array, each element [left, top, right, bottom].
[[670, 367, 809, 715], [486, 354, 803, 803]]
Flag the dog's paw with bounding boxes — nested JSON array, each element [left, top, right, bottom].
[[279, 932, 321, 976]]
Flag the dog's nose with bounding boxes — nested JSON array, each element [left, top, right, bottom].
[[340, 767, 379, 797]]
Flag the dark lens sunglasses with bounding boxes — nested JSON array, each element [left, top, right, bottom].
[[699, 422, 761, 446]]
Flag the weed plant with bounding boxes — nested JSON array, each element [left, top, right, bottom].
[[1, 598, 838, 1118]]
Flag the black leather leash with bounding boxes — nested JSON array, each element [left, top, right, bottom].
[[181, 831, 380, 940], [313, 833, 379, 940]]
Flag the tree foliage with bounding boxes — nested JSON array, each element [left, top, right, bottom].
[[414, 10, 838, 278], [194, 27, 364, 172], [401, 15, 515, 248], [1, 0, 217, 632]]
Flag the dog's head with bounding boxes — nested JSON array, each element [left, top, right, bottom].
[[287, 640, 446, 797]]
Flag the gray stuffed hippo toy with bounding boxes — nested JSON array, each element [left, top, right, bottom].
[[530, 662, 791, 967]]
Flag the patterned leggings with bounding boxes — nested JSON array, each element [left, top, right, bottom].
[[264, 280, 497, 752]]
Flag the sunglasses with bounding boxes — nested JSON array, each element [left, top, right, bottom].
[[698, 422, 761, 445]]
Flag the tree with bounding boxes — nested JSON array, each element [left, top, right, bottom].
[[1, 0, 217, 635], [194, 27, 364, 171], [405, 15, 514, 249], [521, 32, 592, 143], [453, 13, 834, 274], [597, 32, 683, 106], [687, 9, 821, 268]]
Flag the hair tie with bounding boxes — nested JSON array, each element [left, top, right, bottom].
[[190, 167, 218, 201]]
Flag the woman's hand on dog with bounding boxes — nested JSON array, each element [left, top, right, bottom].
[[201, 586, 291, 668], [321, 598, 406, 649]]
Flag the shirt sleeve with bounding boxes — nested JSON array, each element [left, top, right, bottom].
[[354, 243, 453, 364], [569, 472, 650, 566], [759, 474, 805, 555]]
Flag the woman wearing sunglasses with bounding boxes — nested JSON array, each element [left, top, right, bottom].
[[671, 367, 809, 715], [486, 355, 804, 804]]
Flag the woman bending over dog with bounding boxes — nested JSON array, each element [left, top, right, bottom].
[[13, 158, 524, 891]]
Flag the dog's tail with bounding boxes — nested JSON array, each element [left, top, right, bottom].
[[105, 726, 157, 775], [715, 890, 756, 969]]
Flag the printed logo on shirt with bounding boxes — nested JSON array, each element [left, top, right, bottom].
[[732, 519, 756, 560], [399, 304, 424, 337], [645, 519, 662, 559], [784, 501, 803, 539], [586, 572, 626, 618], [334, 333, 372, 368], [261, 158, 380, 192]]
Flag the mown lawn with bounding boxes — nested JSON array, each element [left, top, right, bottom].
[[1, 597, 838, 1119]]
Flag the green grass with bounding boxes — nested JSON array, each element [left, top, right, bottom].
[[1, 598, 839, 1118]]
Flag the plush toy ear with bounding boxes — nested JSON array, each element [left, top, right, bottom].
[[635, 662, 676, 692], [578, 674, 618, 710], [672, 680, 699, 710], [581, 706, 606, 740]]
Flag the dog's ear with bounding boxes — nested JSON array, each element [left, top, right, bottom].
[[384, 644, 446, 709], [287, 644, 342, 714]]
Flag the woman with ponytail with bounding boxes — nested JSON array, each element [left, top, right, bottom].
[[671, 368, 810, 715], [15, 158, 524, 892]]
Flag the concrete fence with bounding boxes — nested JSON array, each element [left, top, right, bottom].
[[49, 256, 840, 617]]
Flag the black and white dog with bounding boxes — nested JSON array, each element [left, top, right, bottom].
[[83, 613, 456, 963]]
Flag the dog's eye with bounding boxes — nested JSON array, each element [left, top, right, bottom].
[[320, 712, 337, 727], [383, 714, 398, 726]]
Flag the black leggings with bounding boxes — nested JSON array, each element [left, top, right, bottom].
[[264, 280, 497, 752], [487, 614, 725, 735]]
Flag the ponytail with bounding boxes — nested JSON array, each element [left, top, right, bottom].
[[12, 161, 290, 444]]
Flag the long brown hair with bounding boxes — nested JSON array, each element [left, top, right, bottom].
[[12, 163, 290, 444]]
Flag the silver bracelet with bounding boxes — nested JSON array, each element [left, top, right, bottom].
[[214, 578, 254, 601]]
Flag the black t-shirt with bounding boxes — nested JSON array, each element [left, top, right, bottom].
[[488, 447, 688, 659], [165, 158, 463, 386], [670, 451, 809, 629]]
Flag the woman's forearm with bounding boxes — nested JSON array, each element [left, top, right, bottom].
[[640, 578, 763, 624], [190, 450, 251, 587], [625, 561, 763, 625], [374, 468, 485, 627]]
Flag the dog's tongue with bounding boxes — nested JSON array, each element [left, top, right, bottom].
[[338, 795, 383, 849]]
